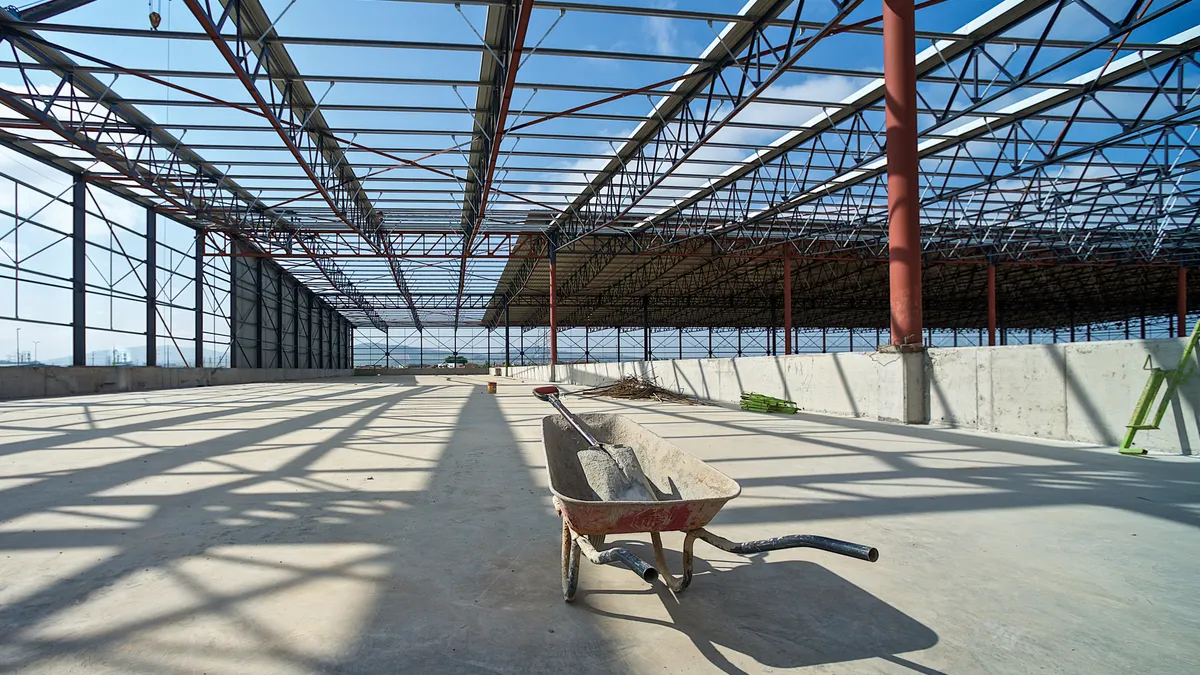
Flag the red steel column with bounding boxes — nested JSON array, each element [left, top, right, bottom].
[[885, 0, 922, 346], [783, 247, 793, 355], [987, 263, 997, 346], [1178, 266, 1188, 338]]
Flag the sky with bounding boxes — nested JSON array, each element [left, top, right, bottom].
[[1, 0, 1198, 363]]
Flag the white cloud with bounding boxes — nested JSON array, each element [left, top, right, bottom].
[[643, 1, 678, 56]]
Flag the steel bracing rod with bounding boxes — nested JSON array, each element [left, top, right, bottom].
[[554, 238, 716, 326], [481, 234, 548, 330], [0, 15, 386, 330], [564, 0, 1051, 236], [0, 27, 569, 222], [735, 104, 1200, 263], [455, 0, 533, 328], [646, 0, 1189, 238], [551, 0, 864, 239], [182, 0, 422, 330], [464, 0, 533, 235], [15, 0, 96, 22], [529, 0, 1047, 307], [22, 3, 1174, 52]]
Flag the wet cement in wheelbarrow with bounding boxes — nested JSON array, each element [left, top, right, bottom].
[[576, 443, 656, 502]]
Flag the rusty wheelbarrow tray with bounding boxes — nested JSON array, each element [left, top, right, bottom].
[[541, 403, 879, 602]]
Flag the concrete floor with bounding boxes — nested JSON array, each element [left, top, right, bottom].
[[0, 375, 1197, 674]]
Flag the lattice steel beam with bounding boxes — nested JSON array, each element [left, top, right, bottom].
[[0, 13, 387, 330], [183, 0, 421, 329], [553, 0, 866, 237]]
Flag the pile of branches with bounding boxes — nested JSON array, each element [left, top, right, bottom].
[[570, 377, 707, 406]]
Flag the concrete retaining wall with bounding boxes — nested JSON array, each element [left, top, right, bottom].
[[509, 348, 924, 423], [0, 367, 352, 401], [354, 366, 489, 376], [926, 339, 1200, 454], [510, 338, 1200, 453]]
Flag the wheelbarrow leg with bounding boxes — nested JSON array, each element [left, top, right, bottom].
[[561, 518, 580, 602], [650, 531, 696, 593]]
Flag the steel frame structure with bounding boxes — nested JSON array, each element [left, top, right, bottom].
[[0, 0, 1197, 368]]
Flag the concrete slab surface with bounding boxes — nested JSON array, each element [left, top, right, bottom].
[[0, 375, 1197, 674]]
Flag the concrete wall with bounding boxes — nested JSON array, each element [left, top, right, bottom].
[[510, 337, 1200, 454], [0, 367, 352, 401], [355, 366, 490, 376], [509, 348, 924, 423], [926, 339, 1200, 454]]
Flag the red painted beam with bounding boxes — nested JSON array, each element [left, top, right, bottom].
[[475, 0, 535, 231], [885, 0, 922, 347]]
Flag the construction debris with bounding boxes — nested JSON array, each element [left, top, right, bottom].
[[740, 392, 798, 414], [571, 377, 708, 406]]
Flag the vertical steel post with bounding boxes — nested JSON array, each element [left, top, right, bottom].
[[822, 327, 827, 353], [548, 233, 558, 366], [643, 296, 650, 361], [306, 292, 314, 368], [986, 262, 997, 346], [504, 304, 511, 367], [769, 306, 776, 356], [708, 326, 713, 358], [254, 258, 263, 368], [737, 327, 742, 356], [72, 178, 86, 366], [293, 280, 300, 367], [783, 248, 793, 355], [315, 301, 323, 368], [145, 208, 157, 367], [1178, 267, 1188, 337], [678, 327, 683, 359], [885, 0, 922, 346], [194, 229, 204, 368], [275, 273, 284, 368], [420, 329, 424, 367], [617, 327, 622, 362], [230, 249, 240, 368], [849, 327, 854, 352]]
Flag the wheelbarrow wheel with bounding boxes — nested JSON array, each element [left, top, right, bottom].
[[561, 518, 580, 602]]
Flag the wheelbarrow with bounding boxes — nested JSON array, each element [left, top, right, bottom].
[[534, 385, 879, 602]]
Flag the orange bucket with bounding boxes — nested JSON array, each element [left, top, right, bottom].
[[487, 381, 497, 394]]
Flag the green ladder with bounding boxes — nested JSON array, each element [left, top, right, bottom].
[[1119, 320, 1200, 455]]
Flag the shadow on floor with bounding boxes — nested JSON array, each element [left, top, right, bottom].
[[579, 545, 939, 675]]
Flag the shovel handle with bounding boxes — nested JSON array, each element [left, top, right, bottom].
[[532, 386, 601, 447]]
